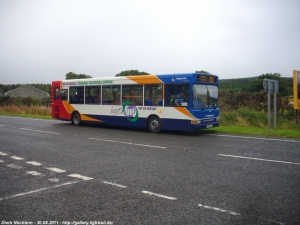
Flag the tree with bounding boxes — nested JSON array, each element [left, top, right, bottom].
[[195, 70, 211, 74], [65, 72, 93, 80], [243, 73, 288, 96], [115, 70, 149, 77]]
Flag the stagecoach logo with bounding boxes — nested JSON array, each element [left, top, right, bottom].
[[122, 100, 139, 122], [175, 77, 188, 80], [172, 77, 188, 82]]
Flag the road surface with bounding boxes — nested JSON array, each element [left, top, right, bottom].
[[0, 116, 299, 224]]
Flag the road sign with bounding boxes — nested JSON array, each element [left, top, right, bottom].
[[263, 79, 279, 93]]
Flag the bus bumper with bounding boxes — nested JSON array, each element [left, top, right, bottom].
[[193, 122, 219, 130]]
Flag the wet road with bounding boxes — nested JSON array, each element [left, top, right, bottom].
[[0, 116, 299, 224]]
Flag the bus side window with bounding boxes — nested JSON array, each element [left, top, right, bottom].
[[70, 86, 84, 104], [102, 85, 120, 105], [122, 84, 143, 105], [61, 89, 67, 100], [85, 86, 101, 104], [144, 84, 163, 106], [164, 84, 174, 106], [55, 88, 60, 100], [164, 84, 189, 107], [95, 86, 101, 104]]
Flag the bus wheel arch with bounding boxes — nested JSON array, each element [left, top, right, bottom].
[[147, 115, 162, 133], [71, 111, 81, 126]]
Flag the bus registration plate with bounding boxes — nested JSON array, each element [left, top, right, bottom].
[[206, 125, 213, 128]]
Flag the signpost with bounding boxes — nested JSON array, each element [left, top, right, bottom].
[[263, 79, 279, 131], [293, 70, 300, 124], [293, 70, 300, 110]]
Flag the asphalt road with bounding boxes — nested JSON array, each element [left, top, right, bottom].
[[0, 115, 299, 225]]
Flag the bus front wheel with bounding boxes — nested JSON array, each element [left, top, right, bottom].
[[72, 112, 81, 126], [148, 116, 161, 133]]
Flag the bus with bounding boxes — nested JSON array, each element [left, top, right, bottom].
[[51, 73, 219, 132]]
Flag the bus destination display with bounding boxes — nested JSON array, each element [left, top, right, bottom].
[[197, 75, 215, 83]]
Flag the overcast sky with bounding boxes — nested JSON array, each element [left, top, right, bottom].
[[0, 0, 299, 84]]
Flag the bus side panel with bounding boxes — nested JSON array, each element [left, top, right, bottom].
[[81, 114, 147, 128], [68, 104, 144, 128], [59, 102, 72, 121], [161, 107, 219, 131], [162, 118, 219, 131], [161, 118, 192, 131], [52, 101, 72, 121], [77, 105, 162, 129]]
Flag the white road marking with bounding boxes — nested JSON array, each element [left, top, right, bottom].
[[207, 134, 300, 143], [198, 204, 241, 216], [0, 151, 8, 156], [102, 181, 127, 188], [218, 154, 300, 165], [68, 174, 94, 181], [134, 143, 165, 148], [10, 156, 24, 160], [45, 167, 66, 173], [27, 161, 42, 166], [0, 125, 5, 127], [141, 190, 177, 200], [7, 164, 23, 169], [0, 181, 78, 201], [26, 171, 44, 176], [89, 138, 166, 149], [19, 128, 60, 135], [0, 160, 5, 163], [48, 178, 60, 182], [271, 221, 285, 225]]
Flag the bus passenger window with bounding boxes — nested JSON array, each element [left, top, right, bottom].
[[144, 84, 163, 106], [85, 86, 101, 104], [102, 85, 120, 105], [61, 89, 68, 100], [70, 86, 84, 104], [122, 85, 143, 105]]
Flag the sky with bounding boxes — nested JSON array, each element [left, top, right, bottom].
[[0, 0, 299, 84]]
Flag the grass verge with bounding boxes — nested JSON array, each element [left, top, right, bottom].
[[0, 112, 53, 120], [212, 126, 300, 139]]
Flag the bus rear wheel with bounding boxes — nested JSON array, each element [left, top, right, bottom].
[[72, 112, 81, 126], [148, 116, 161, 133]]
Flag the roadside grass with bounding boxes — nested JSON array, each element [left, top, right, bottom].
[[0, 105, 51, 116], [0, 105, 53, 120], [0, 105, 299, 139], [0, 112, 53, 120], [212, 126, 300, 139], [214, 108, 300, 139]]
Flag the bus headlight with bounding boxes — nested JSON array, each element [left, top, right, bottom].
[[191, 120, 201, 124]]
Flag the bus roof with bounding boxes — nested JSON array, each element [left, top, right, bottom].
[[55, 73, 218, 86]]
